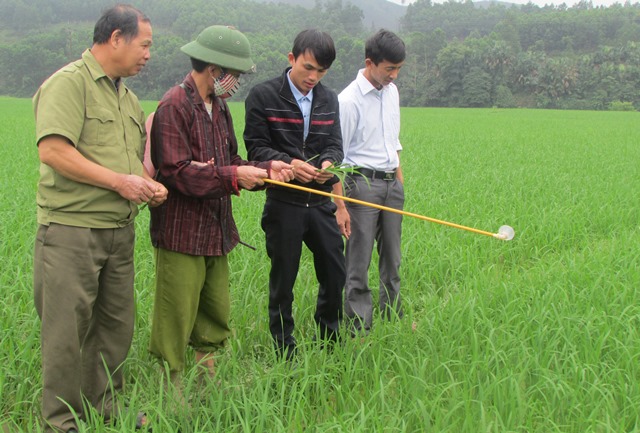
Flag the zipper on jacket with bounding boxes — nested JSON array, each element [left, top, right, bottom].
[[301, 107, 308, 160]]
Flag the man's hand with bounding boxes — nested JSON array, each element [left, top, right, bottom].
[[315, 160, 335, 184], [290, 158, 319, 184], [332, 182, 350, 238], [335, 206, 351, 239], [190, 157, 215, 168], [269, 161, 294, 182], [237, 166, 268, 189], [115, 174, 158, 205], [147, 181, 168, 207]]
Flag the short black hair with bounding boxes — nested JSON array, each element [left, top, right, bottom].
[[190, 57, 210, 73], [291, 29, 336, 69], [93, 4, 150, 44], [365, 29, 406, 65]]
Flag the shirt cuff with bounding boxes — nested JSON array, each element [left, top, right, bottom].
[[219, 165, 239, 195]]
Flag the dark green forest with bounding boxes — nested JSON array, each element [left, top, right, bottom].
[[1, 0, 639, 110]]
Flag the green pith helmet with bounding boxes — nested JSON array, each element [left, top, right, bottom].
[[181, 25, 255, 73]]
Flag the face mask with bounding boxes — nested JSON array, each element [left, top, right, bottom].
[[213, 71, 240, 98]]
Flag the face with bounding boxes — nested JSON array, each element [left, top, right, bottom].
[[208, 66, 240, 84], [115, 20, 152, 78], [364, 59, 404, 89], [288, 50, 329, 95], [207, 66, 223, 92], [209, 67, 241, 82], [208, 66, 241, 98]]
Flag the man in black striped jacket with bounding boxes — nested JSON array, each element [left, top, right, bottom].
[[244, 29, 345, 361]]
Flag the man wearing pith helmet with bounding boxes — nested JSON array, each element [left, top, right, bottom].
[[147, 25, 293, 395]]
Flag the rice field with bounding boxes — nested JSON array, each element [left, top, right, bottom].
[[1, 95, 639, 432]]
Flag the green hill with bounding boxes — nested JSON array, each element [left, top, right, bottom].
[[253, 0, 407, 31]]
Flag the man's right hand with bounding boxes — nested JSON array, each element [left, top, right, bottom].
[[115, 174, 157, 205], [335, 206, 351, 239], [236, 166, 268, 189]]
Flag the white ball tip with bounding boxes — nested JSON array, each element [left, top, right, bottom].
[[496, 225, 515, 241]]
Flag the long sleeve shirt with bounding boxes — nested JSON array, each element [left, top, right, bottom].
[[149, 73, 267, 256], [338, 69, 402, 171]]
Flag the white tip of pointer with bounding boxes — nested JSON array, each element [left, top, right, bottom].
[[494, 225, 515, 241]]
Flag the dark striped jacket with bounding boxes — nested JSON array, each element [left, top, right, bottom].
[[244, 68, 343, 206]]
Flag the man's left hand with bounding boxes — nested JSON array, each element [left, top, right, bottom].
[[147, 181, 168, 207], [270, 161, 294, 182], [315, 160, 335, 184]]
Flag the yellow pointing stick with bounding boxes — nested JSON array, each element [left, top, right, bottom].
[[262, 178, 515, 241]]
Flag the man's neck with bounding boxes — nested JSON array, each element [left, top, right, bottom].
[[363, 69, 382, 91], [90, 44, 119, 80], [192, 70, 213, 103]]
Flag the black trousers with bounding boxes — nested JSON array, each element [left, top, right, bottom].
[[261, 198, 345, 349]]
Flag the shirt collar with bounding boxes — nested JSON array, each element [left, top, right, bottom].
[[287, 70, 313, 105], [355, 68, 382, 96], [83, 49, 108, 82], [83, 48, 127, 95]]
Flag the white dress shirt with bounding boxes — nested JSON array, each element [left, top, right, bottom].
[[338, 68, 402, 171]]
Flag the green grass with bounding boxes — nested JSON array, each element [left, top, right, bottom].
[[2, 95, 640, 432]]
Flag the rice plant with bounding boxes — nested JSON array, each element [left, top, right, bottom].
[[2, 96, 640, 432]]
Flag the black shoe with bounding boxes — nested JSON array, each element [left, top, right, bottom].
[[274, 341, 297, 361], [312, 335, 341, 352], [282, 345, 297, 361]]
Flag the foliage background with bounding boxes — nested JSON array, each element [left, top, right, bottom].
[[1, 0, 640, 110]]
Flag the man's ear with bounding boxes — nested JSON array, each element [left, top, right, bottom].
[[110, 29, 122, 47]]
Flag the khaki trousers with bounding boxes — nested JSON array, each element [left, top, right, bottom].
[[149, 248, 231, 372], [34, 223, 135, 433]]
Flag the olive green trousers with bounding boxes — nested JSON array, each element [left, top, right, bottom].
[[34, 223, 135, 433], [149, 248, 231, 372]]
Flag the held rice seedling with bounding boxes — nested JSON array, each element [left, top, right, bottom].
[[1, 96, 640, 432]]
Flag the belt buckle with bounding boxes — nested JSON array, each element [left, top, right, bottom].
[[383, 171, 395, 181]]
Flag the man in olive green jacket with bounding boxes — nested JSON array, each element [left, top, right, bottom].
[[32, 4, 166, 432]]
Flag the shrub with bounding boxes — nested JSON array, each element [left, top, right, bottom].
[[608, 100, 636, 111], [495, 85, 517, 108]]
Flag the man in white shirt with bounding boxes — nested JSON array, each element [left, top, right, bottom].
[[334, 29, 406, 335]]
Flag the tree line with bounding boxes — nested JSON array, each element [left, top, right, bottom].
[[1, 0, 639, 110]]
